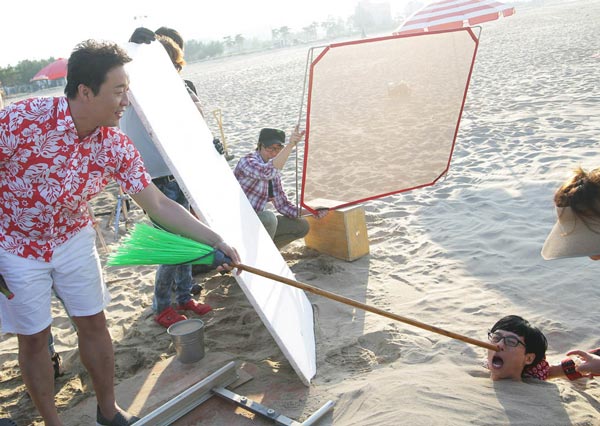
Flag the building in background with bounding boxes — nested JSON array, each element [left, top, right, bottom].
[[354, 0, 394, 35]]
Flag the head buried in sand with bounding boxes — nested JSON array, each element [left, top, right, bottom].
[[542, 166, 600, 260], [487, 315, 548, 381]]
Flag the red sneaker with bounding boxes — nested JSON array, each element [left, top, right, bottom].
[[155, 306, 187, 328], [177, 299, 212, 316]]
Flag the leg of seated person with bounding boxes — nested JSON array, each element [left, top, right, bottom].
[[257, 210, 278, 239], [273, 216, 310, 249]]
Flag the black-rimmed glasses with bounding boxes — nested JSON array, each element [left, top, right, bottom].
[[488, 332, 525, 348]]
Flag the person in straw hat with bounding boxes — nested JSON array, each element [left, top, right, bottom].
[[541, 166, 600, 378]]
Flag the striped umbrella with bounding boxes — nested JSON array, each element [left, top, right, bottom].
[[394, 0, 515, 35]]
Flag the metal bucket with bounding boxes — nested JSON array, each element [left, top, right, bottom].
[[167, 319, 205, 364]]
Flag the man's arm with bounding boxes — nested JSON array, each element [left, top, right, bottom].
[[129, 183, 240, 267], [565, 349, 600, 377], [547, 349, 600, 380], [272, 125, 304, 170]]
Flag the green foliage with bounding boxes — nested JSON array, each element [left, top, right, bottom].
[[0, 57, 57, 87], [0, 37, 231, 89], [184, 40, 225, 62]]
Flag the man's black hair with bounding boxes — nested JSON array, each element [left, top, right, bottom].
[[64, 40, 131, 99], [491, 315, 548, 367]]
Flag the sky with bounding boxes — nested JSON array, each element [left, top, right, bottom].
[[0, 0, 415, 68]]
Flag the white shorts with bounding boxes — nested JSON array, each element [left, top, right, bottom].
[[0, 226, 111, 335]]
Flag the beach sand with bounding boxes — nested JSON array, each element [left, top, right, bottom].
[[2, 0, 600, 424]]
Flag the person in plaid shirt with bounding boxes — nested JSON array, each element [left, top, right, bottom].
[[234, 126, 328, 249], [0, 40, 239, 426]]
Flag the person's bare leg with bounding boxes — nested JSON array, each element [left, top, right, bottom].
[[72, 311, 120, 420], [18, 326, 62, 426]]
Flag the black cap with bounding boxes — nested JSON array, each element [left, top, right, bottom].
[[258, 128, 285, 147]]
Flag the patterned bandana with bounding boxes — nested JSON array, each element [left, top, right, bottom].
[[524, 357, 550, 381]]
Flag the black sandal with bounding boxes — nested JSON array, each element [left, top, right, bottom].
[[51, 352, 64, 378]]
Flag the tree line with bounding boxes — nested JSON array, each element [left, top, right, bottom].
[[2, 8, 399, 96], [0, 58, 60, 90]]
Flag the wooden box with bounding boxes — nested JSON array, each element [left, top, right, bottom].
[[305, 205, 369, 261]]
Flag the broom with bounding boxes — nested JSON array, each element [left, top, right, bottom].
[[107, 223, 228, 267], [109, 223, 499, 351]]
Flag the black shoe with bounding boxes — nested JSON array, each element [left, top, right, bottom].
[[52, 353, 64, 379], [190, 283, 203, 295], [96, 406, 140, 425]]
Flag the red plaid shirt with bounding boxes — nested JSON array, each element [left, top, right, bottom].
[[0, 97, 151, 261], [234, 151, 298, 218]]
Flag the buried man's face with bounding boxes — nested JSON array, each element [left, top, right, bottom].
[[487, 330, 536, 381]]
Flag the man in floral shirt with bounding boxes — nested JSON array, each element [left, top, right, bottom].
[[0, 40, 239, 426]]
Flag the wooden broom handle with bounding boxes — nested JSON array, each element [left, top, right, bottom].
[[233, 263, 499, 352]]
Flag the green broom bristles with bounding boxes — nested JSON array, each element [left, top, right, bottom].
[[107, 223, 216, 266]]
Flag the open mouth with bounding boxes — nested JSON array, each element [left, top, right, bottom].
[[491, 355, 504, 369]]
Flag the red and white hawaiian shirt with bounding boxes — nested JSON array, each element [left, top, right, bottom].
[[0, 96, 151, 261]]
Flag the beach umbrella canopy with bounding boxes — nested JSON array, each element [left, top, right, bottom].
[[394, 0, 515, 35], [31, 58, 68, 81]]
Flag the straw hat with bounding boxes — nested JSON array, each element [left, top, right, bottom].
[[541, 206, 600, 260]]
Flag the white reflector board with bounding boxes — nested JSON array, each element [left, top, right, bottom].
[[122, 42, 315, 385]]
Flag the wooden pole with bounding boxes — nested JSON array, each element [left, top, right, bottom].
[[212, 109, 234, 161], [87, 205, 109, 253], [233, 263, 499, 352]]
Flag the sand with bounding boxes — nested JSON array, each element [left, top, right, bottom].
[[2, 0, 600, 424]]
